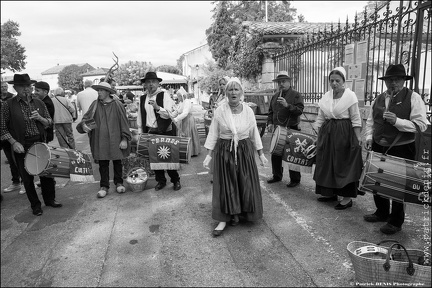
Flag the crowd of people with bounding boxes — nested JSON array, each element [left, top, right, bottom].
[[1, 65, 429, 237]]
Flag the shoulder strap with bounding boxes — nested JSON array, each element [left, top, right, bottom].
[[55, 96, 71, 114]]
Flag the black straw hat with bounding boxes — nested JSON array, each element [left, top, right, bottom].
[[7, 74, 37, 85], [378, 64, 413, 80], [140, 72, 162, 83]]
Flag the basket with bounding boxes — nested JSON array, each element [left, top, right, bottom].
[[124, 167, 148, 192], [347, 240, 431, 287]]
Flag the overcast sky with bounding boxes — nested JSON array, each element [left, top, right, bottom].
[[1, 1, 368, 78]]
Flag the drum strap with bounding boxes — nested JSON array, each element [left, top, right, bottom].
[[56, 128, 74, 150], [384, 133, 402, 155]]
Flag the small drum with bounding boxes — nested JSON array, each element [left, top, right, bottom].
[[137, 133, 191, 164], [24, 143, 71, 178], [270, 126, 288, 156], [359, 151, 431, 206]]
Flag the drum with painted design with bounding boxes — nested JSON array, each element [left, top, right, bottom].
[[24, 142, 71, 178], [269, 126, 288, 156], [136, 133, 191, 164]]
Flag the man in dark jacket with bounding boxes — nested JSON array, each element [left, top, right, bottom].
[[267, 71, 305, 188], [1, 80, 22, 194], [0, 74, 61, 216]]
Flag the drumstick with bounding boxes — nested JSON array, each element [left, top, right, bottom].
[[26, 152, 42, 159]]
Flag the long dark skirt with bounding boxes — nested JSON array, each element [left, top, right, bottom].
[[212, 138, 263, 222], [313, 119, 363, 197]]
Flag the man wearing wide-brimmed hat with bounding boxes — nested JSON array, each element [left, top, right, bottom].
[[0, 74, 60, 216], [77, 82, 131, 198], [363, 64, 428, 235], [266, 71, 305, 188], [137, 71, 181, 191]]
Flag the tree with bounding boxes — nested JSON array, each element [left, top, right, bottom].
[[206, 1, 297, 80], [197, 59, 233, 94], [176, 55, 184, 74], [1, 20, 27, 72], [58, 64, 93, 92], [113, 60, 155, 86], [156, 65, 181, 75]]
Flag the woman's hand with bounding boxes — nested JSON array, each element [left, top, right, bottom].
[[119, 139, 128, 150], [364, 139, 372, 150], [82, 123, 91, 133], [203, 155, 212, 169], [259, 154, 268, 167]]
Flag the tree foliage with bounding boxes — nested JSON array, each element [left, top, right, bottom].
[[206, 1, 297, 80], [156, 65, 181, 75], [58, 64, 93, 92], [197, 59, 233, 94], [113, 60, 155, 86], [1, 20, 27, 72]]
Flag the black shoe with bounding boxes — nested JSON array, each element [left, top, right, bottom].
[[334, 200, 353, 210], [155, 182, 166, 191], [173, 182, 181, 191], [32, 208, 43, 216], [212, 229, 223, 237], [267, 178, 281, 184], [380, 223, 402, 235], [230, 219, 239, 226], [363, 214, 389, 223], [317, 195, 338, 202], [45, 201, 63, 208], [286, 181, 300, 188]]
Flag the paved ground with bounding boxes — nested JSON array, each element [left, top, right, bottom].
[[1, 116, 431, 287]]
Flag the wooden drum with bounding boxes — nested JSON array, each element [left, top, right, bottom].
[[269, 126, 288, 156], [136, 133, 191, 164], [24, 143, 71, 178]]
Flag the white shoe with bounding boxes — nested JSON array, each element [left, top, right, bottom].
[[3, 183, 21, 193], [97, 187, 108, 198], [116, 184, 126, 193], [19, 185, 26, 194]]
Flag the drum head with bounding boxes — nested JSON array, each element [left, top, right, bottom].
[[24, 143, 50, 175], [270, 126, 281, 153]]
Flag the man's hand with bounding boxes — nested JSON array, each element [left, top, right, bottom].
[[277, 96, 288, 108], [148, 99, 160, 111], [12, 141, 25, 153], [383, 111, 397, 125], [267, 124, 274, 133], [119, 139, 128, 150], [364, 139, 372, 150]]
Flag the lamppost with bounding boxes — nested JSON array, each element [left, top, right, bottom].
[[195, 64, 200, 103]]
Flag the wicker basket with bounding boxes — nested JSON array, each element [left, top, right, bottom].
[[125, 167, 148, 192], [347, 240, 431, 287]]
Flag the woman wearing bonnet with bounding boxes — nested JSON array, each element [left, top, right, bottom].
[[203, 77, 268, 237], [313, 67, 363, 210]]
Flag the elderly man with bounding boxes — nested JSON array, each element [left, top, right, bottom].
[[77, 79, 98, 115], [267, 71, 305, 188], [363, 64, 428, 235], [78, 82, 131, 198], [0, 74, 61, 216], [137, 72, 181, 191], [52, 87, 76, 149], [1, 80, 22, 194]]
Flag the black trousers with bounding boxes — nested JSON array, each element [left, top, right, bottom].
[[1, 140, 21, 184], [270, 125, 301, 183], [148, 128, 180, 184], [371, 141, 416, 228], [98, 159, 123, 188], [14, 136, 56, 209]]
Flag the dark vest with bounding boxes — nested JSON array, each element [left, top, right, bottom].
[[6, 96, 47, 144], [42, 95, 55, 143], [139, 92, 172, 133], [372, 87, 414, 146]]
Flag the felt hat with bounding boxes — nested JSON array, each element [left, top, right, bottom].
[[7, 74, 37, 85], [91, 82, 117, 94], [34, 81, 50, 91], [140, 72, 162, 83], [272, 71, 292, 82], [378, 64, 413, 80]]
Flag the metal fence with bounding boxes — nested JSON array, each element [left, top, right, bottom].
[[273, 0, 431, 121]]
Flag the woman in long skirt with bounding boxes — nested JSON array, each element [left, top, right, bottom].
[[313, 67, 363, 210], [203, 77, 268, 237]]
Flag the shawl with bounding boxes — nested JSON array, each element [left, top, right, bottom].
[[318, 88, 358, 118], [214, 102, 256, 164]]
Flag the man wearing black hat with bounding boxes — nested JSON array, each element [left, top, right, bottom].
[[137, 71, 181, 191], [363, 64, 428, 235], [267, 71, 305, 188], [0, 74, 61, 216]]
